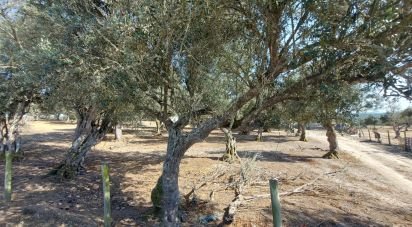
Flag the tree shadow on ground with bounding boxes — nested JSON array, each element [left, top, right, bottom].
[[359, 139, 412, 160], [127, 135, 168, 145], [263, 206, 388, 227], [0, 129, 166, 226], [237, 150, 321, 163], [202, 150, 321, 163]]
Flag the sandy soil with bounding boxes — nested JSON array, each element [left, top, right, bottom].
[[0, 121, 411, 226]]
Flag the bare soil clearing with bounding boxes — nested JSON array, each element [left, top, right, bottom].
[[1, 121, 411, 226]]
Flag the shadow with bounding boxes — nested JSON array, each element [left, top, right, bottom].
[[359, 140, 412, 160], [127, 135, 168, 145], [183, 155, 221, 161], [0, 130, 165, 226], [235, 150, 320, 163], [21, 132, 74, 144], [274, 207, 388, 227], [35, 120, 75, 125]]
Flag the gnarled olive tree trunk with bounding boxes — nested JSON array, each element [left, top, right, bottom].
[[322, 121, 339, 159], [114, 123, 122, 141], [256, 127, 263, 142], [221, 128, 240, 163], [151, 116, 224, 226], [52, 107, 112, 178], [1, 102, 29, 157], [155, 119, 163, 135], [161, 127, 187, 224], [151, 125, 192, 225], [298, 122, 307, 142], [393, 124, 403, 139]]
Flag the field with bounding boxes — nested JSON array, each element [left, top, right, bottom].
[[1, 121, 412, 226]]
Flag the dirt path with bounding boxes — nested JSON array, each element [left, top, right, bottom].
[[308, 130, 412, 195]]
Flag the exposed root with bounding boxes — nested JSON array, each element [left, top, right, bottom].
[[322, 150, 339, 159], [221, 153, 241, 164], [47, 163, 79, 180]]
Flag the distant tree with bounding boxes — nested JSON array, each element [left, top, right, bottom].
[[400, 108, 412, 130], [379, 114, 390, 126], [363, 116, 378, 128]]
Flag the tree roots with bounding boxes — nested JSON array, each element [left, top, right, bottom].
[[47, 163, 78, 180], [322, 150, 339, 159]]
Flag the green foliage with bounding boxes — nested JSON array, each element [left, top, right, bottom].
[[379, 114, 390, 125], [363, 115, 378, 127]]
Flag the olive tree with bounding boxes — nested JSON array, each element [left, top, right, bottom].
[[25, 0, 148, 178], [140, 0, 412, 224], [0, 1, 57, 156]]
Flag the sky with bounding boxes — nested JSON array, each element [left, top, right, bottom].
[[366, 97, 411, 113]]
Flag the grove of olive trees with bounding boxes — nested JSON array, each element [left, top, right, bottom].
[[1, 0, 411, 226]]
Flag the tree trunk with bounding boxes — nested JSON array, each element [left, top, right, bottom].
[[1, 102, 28, 158], [0, 120, 5, 155], [221, 128, 240, 163], [51, 107, 112, 179], [256, 127, 263, 142], [155, 119, 162, 135], [114, 124, 122, 141], [299, 123, 307, 142], [151, 115, 227, 226], [393, 125, 402, 139], [322, 122, 339, 159], [151, 126, 187, 225]]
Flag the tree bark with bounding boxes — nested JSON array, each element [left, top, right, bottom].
[[0, 120, 5, 155], [52, 107, 112, 179], [297, 124, 301, 134], [1, 102, 28, 157], [221, 128, 240, 163], [322, 121, 339, 159], [393, 124, 402, 139], [114, 124, 122, 141], [155, 119, 162, 135], [151, 114, 228, 226], [151, 126, 188, 225], [299, 123, 307, 142], [256, 127, 263, 142]]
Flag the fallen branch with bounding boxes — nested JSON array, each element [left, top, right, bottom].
[[223, 195, 244, 224], [184, 166, 227, 205], [244, 166, 348, 201]]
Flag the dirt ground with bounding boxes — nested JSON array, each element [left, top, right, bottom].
[[1, 121, 412, 227]]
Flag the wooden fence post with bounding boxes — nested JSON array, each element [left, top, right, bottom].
[[101, 162, 111, 227], [4, 150, 12, 202], [269, 179, 282, 227], [387, 131, 391, 145]]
